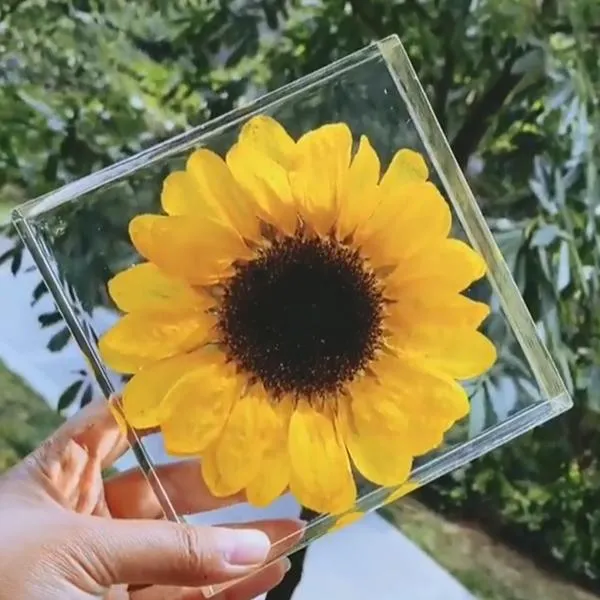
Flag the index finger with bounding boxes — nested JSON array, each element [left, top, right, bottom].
[[34, 396, 156, 471], [105, 460, 248, 519]]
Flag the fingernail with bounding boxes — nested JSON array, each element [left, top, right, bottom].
[[283, 558, 292, 573], [221, 529, 271, 566]]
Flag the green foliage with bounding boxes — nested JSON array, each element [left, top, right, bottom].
[[0, 359, 63, 473], [2, 0, 600, 593], [383, 500, 598, 600], [420, 421, 600, 590]]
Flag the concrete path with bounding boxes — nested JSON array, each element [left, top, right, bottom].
[[0, 233, 473, 600]]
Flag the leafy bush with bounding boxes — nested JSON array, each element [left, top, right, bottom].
[[420, 416, 600, 590]]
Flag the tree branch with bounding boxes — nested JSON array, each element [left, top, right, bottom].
[[405, 0, 431, 22], [347, 0, 387, 38], [451, 51, 524, 168], [264, 544, 308, 600], [431, 4, 458, 130], [433, 51, 454, 130], [449, 0, 565, 167], [264, 508, 317, 600]]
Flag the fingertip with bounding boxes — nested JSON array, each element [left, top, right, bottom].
[[282, 557, 292, 573], [219, 529, 272, 567], [211, 559, 292, 600]]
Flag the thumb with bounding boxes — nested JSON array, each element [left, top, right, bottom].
[[78, 517, 286, 588]]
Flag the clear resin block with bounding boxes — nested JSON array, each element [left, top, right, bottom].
[[12, 35, 571, 595]]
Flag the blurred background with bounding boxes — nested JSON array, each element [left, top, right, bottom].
[[1, 1, 600, 599]]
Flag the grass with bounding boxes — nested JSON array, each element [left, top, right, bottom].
[[383, 499, 599, 600], [0, 358, 63, 473]]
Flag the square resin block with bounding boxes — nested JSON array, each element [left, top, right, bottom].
[[13, 35, 571, 594]]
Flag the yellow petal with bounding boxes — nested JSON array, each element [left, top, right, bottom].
[[99, 310, 215, 374], [120, 352, 202, 429], [226, 142, 297, 235], [407, 418, 450, 455], [246, 398, 292, 508], [391, 326, 497, 380], [237, 115, 296, 169], [201, 444, 244, 497], [386, 239, 487, 294], [108, 394, 128, 435], [339, 400, 413, 487], [288, 399, 356, 514], [246, 450, 289, 508], [384, 481, 420, 505], [129, 214, 249, 285], [161, 171, 226, 225], [356, 181, 452, 265], [186, 149, 260, 241], [380, 148, 429, 189], [161, 171, 196, 215], [336, 135, 381, 240], [290, 123, 352, 236], [108, 262, 210, 314], [211, 393, 272, 492], [386, 289, 490, 330], [373, 354, 471, 423], [346, 376, 445, 456], [161, 362, 238, 456], [347, 376, 409, 434], [330, 511, 363, 532]]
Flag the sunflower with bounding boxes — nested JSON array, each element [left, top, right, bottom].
[[99, 116, 496, 515]]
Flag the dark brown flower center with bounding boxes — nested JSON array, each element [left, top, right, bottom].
[[217, 235, 384, 399]]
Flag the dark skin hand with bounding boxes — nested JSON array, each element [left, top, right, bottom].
[[0, 399, 302, 599]]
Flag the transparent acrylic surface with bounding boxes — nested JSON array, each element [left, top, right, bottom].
[[13, 35, 571, 595]]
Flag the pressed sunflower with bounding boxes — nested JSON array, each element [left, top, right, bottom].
[[99, 116, 496, 515]]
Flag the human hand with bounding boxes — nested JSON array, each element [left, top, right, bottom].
[[0, 399, 302, 599]]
